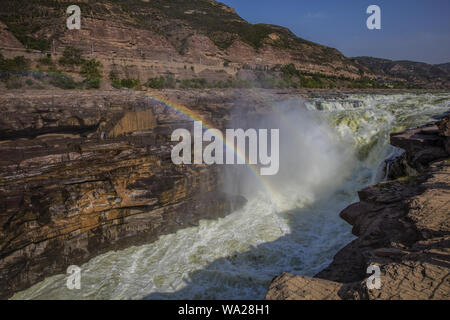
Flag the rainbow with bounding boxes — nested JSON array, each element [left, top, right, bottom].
[[144, 92, 284, 207]]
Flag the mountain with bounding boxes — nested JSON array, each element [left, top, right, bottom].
[[352, 57, 450, 89], [0, 0, 368, 83], [0, 0, 449, 89], [436, 62, 450, 73]]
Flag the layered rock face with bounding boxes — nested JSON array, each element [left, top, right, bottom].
[[0, 0, 363, 82], [2, 1, 450, 89], [0, 88, 290, 299], [266, 115, 450, 300]]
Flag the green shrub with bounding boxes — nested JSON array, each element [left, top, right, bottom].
[[112, 78, 140, 89], [277, 79, 289, 89], [0, 55, 30, 82], [49, 73, 78, 89], [180, 78, 207, 89], [59, 46, 84, 66], [145, 76, 176, 89], [146, 76, 165, 89], [3, 17, 50, 51], [85, 77, 101, 89], [81, 59, 102, 79], [38, 55, 53, 66], [121, 78, 140, 88], [0, 55, 30, 72], [109, 71, 120, 88], [110, 71, 139, 89], [111, 79, 122, 89], [300, 76, 325, 88], [280, 63, 300, 78]]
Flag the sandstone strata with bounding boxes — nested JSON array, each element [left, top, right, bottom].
[[266, 115, 450, 300], [0, 0, 365, 85], [0, 88, 288, 299]]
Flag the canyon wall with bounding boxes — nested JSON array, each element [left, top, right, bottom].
[[0, 0, 366, 84], [0, 88, 288, 299], [266, 115, 450, 300]]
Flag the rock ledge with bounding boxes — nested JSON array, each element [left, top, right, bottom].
[[266, 115, 450, 300]]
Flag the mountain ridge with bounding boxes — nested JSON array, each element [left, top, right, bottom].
[[352, 56, 450, 88], [0, 0, 449, 89]]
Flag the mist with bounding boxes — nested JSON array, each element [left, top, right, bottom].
[[222, 98, 357, 211]]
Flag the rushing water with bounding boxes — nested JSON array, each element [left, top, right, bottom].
[[12, 92, 450, 300]]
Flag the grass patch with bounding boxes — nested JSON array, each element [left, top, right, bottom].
[[59, 47, 84, 67], [145, 76, 176, 89], [110, 72, 140, 89], [48, 72, 78, 89]]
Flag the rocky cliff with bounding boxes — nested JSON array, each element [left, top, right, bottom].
[[266, 114, 450, 300], [2, 1, 449, 89], [0, 0, 367, 84], [0, 88, 299, 299]]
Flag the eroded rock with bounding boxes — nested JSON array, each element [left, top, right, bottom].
[[0, 89, 283, 299], [266, 115, 450, 300]]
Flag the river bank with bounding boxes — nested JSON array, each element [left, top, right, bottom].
[[266, 115, 450, 300], [2, 89, 449, 299]]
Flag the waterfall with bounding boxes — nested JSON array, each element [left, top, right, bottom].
[[13, 92, 450, 300]]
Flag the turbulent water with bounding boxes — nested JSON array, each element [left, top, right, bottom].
[[13, 92, 450, 300]]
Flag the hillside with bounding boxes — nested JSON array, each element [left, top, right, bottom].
[[353, 57, 450, 89], [267, 116, 450, 300], [437, 63, 450, 73], [0, 0, 448, 89]]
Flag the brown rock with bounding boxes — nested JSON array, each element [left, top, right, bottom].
[[266, 119, 450, 300], [437, 115, 450, 137], [0, 88, 317, 299], [390, 123, 448, 170], [266, 273, 344, 300], [0, 89, 279, 299], [437, 115, 450, 153]]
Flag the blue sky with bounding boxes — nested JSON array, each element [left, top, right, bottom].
[[219, 0, 450, 64]]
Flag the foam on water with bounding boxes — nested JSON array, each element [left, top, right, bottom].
[[12, 93, 450, 300]]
